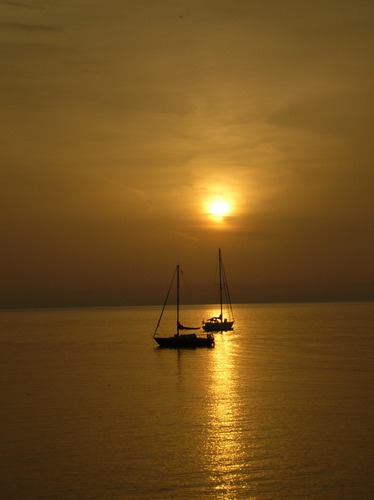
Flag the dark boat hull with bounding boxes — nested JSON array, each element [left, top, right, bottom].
[[154, 333, 215, 348], [202, 320, 234, 332]]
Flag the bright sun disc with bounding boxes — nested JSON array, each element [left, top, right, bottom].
[[209, 200, 230, 217]]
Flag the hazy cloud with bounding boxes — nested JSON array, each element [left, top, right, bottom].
[[1, 21, 61, 31], [1, 0, 373, 306]]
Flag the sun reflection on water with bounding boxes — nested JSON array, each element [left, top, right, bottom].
[[203, 336, 254, 496]]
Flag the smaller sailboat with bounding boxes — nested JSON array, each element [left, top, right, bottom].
[[153, 264, 215, 348], [203, 249, 235, 332]]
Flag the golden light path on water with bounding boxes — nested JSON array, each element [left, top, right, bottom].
[[203, 334, 255, 497]]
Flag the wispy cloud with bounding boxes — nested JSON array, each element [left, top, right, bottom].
[[1, 21, 61, 31], [2, 0, 50, 10], [0, 0, 373, 306]]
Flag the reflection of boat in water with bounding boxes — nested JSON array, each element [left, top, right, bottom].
[[203, 249, 235, 332], [153, 264, 215, 348]]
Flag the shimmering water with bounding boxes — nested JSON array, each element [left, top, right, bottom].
[[0, 302, 373, 499]]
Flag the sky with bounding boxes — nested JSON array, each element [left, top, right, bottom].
[[1, 0, 373, 308]]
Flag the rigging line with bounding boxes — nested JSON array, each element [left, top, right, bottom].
[[208, 257, 220, 304], [222, 262, 234, 319], [153, 266, 177, 335]]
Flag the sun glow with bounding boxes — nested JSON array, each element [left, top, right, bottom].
[[205, 196, 234, 225], [200, 180, 238, 227], [209, 200, 230, 218]]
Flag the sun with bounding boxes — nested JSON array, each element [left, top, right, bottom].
[[201, 184, 236, 226], [208, 199, 230, 219], [209, 200, 230, 217]]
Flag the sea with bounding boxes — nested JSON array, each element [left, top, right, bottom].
[[0, 302, 373, 499]]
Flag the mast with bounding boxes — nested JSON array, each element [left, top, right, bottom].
[[218, 248, 223, 323], [221, 255, 234, 322], [176, 264, 180, 336]]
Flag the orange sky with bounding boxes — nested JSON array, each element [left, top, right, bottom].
[[1, 0, 373, 307]]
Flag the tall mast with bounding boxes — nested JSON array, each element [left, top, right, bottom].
[[218, 248, 223, 323], [176, 264, 180, 336]]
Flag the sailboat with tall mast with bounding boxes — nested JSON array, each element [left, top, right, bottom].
[[153, 264, 215, 348], [202, 249, 235, 332]]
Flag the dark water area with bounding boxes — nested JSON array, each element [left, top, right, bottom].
[[0, 302, 373, 499]]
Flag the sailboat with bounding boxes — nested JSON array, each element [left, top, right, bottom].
[[153, 264, 215, 348], [202, 248, 235, 332]]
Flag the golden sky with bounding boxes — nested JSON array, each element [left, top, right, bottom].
[[1, 0, 373, 307]]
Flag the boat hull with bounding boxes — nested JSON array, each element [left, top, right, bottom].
[[202, 320, 234, 332], [154, 333, 215, 348]]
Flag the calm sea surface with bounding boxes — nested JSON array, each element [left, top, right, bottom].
[[0, 302, 373, 499]]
